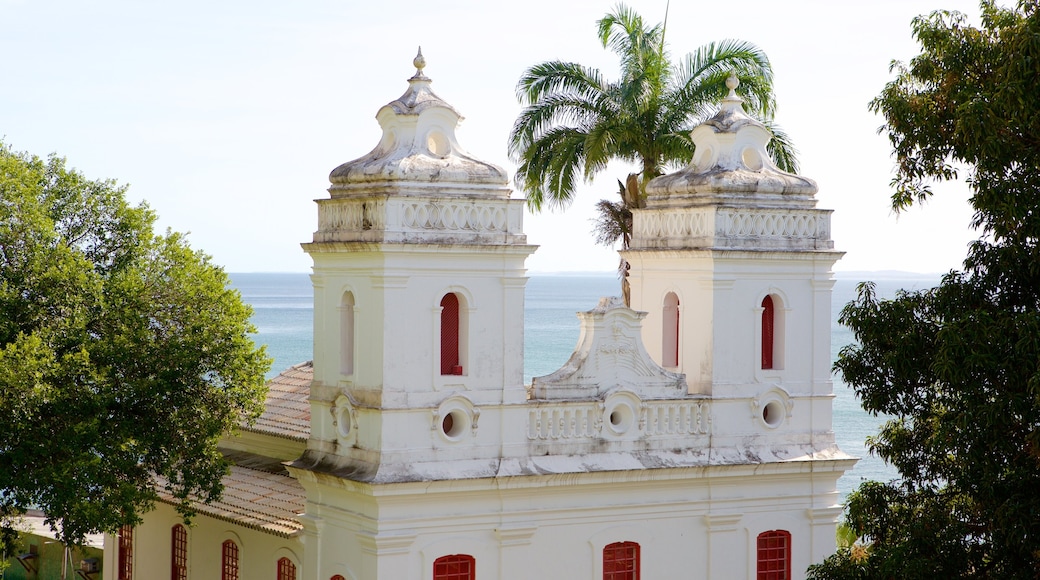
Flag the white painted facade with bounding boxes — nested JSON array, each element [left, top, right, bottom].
[[105, 58, 853, 580]]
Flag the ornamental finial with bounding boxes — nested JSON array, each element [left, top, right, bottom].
[[721, 72, 743, 111], [413, 47, 426, 77], [725, 72, 739, 96]]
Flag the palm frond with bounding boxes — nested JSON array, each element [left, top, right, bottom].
[[516, 61, 607, 105], [514, 126, 589, 211], [670, 39, 776, 120], [653, 130, 696, 172], [510, 92, 613, 154], [511, 5, 801, 213], [583, 111, 644, 178], [598, 3, 669, 108], [592, 196, 632, 248], [764, 121, 800, 174], [597, 4, 662, 64]]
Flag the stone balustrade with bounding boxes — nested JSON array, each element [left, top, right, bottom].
[[631, 206, 832, 250], [526, 399, 711, 441], [313, 196, 526, 244]]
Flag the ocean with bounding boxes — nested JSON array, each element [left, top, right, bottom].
[[230, 272, 939, 501]]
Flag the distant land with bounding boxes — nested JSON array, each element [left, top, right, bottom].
[[834, 270, 946, 281]]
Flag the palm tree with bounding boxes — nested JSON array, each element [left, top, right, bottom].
[[508, 4, 799, 250]]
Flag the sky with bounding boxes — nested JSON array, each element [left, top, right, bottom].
[[1, 0, 986, 275]]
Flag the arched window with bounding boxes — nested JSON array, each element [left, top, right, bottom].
[[761, 295, 775, 369], [340, 291, 355, 375], [603, 541, 640, 580], [662, 293, 680, 367], [118, 525, 133, 580], [221, 540, 239, 580], [170, 524, 187, 580], [440, 293, 463, 375], [330, 576, 346, 580], [277, 557, 297, 580], [756, 530, 791, 580], [433, 554, 475, 580]]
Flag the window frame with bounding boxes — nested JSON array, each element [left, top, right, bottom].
[[440, 293, 463, 375], [761, 295, 775, 370], [170, 524, 187, 580], [756, 530, 792, 580], [433, 553, 476, 580], [340, 291, 356, 376], [277, 556, 297, 580], [221, 539, 239, 580], [603, 541, 640, 580], [662, 293, 680, 368], [118, 525, 134, 580]]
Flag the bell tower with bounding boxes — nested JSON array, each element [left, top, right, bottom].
[[623, 73, 841, 439], [619, 71, 840, 459], [298, 50, 535, 481]]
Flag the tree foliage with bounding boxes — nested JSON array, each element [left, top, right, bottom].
[[0, 142, 270, 551], [508, 4, 798, 249], [809, 1, 1040, 577]]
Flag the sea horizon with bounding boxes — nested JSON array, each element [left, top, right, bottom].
[[227, 269, 954, 278]]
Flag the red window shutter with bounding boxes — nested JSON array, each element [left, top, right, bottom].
[[222, 540, 239, 580], [171, 525, 187, 580], [433, 554, 476, 580], [603, 541, 640, 580], [118, 525, 133, 580], [756, 530, 791, 580], [761, 296, 774, 369], [277, 557, 297, 580], [440, 294, 461, 375]]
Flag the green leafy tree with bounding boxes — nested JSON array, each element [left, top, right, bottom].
[[0, 142, 270, 552], [508, 3, 799, 250], [808, 2, 1040, 577]]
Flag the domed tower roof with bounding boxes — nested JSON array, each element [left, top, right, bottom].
[[328, 49, 509, 198], [645, 74, 817, 209], [629, 74, 832, 252]]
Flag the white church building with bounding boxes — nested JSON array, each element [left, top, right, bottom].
[[102, 54, 854, 580]]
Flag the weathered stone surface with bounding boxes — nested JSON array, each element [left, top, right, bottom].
[[327, 60, 509, 198], [531, 296, 686, 400], [645, 76, 818, 205]]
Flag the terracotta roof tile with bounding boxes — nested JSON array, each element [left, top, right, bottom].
[[245, 361, 313, 441], [158, 463, 305, 538]]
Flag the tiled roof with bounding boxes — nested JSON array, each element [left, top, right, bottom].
[[158, 459, 305, 538], [246, 361, 312, 441]]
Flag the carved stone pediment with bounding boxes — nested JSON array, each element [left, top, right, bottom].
[[530, 297, 686, 400]]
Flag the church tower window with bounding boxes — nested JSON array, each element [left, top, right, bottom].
[[761, 295, 775, 369], [662, 293, 680, 367], [221, 540, 238, 580], [170, 525, 187, 580], [340, 291, 355, 375], [277, 557, 297, 580], [118, 525, 133, 580], [433, 554, 475, 580], [603, 541, 640, 580], [756, 530, 791, 580], [440, 293, 464, 375]]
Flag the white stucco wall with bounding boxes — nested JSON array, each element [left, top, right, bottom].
[[101, 502, 303, 580], [291, 461, 847, 580]]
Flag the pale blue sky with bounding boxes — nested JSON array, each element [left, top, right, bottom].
[[1, 0, 982, 274]]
